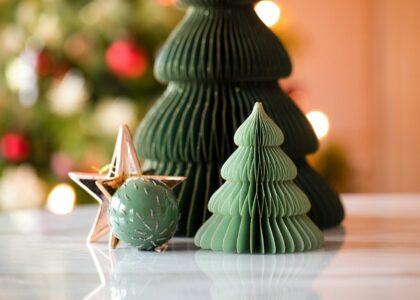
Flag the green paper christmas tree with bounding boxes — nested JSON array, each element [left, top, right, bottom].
[[135, 0, 344, 236], [194, 103, 323, 253]]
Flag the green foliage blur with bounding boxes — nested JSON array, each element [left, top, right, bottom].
[[0, 0, 183, 206]]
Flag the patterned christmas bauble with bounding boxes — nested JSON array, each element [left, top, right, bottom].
[[108, 177, 179, 250]]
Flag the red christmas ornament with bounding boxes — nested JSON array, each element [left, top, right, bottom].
[[0, 132, 30, 162], [37, 50, 69, 79], [37, 51, 51, 77], [106, 40, 148, 78]]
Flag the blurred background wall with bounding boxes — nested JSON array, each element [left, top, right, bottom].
[[279, 0, 420, 192]]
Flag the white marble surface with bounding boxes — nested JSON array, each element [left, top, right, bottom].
[[1, 194, 420, 300]]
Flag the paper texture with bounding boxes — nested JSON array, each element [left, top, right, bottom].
[[135, 1, 344, 236], [194, 103, 323, 253]]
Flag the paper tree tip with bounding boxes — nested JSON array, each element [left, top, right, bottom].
[[250, 102, 275, 124], [252, 102, 266, 115], [234, 102, 284, 147]]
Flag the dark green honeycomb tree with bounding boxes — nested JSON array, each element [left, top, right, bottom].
[[135, 0, 344, 236]]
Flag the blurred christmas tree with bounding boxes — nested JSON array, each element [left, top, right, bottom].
[[0, 0, 183, 211]]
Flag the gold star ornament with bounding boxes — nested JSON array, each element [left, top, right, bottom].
[[69, 125, 186, 248]]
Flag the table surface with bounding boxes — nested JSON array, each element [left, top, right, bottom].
[[1, 194, 420, 300]]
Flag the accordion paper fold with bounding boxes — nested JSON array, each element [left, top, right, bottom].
[[154, 4, 291, 82], [194, 103, 323, 253], [135, 0, 344, 236]]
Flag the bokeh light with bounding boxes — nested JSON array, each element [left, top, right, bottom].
[[255, 1, 281, 27], [306, 111, 330, 140], [5, 48, 39, 107], [46, 183, 76, 215]]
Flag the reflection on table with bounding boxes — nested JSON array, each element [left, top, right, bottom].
[[85, 235, 343, 300]]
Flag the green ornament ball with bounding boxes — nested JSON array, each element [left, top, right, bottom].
[[108, 177, 179, 250]]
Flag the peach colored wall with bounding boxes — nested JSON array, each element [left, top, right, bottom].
[[371, 0, 420, 191], [279, 0, 420, 192]]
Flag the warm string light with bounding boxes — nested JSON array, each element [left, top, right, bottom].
[[306, 111, 330, 140], [46, 183, 76, 215], [255, 1, 281, 27]]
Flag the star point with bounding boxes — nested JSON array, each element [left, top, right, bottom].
[[68, 171, 110, 243], [69, 124, 186, 249]]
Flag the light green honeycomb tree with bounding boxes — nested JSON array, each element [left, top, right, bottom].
[[194, 103, 323, 253]]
